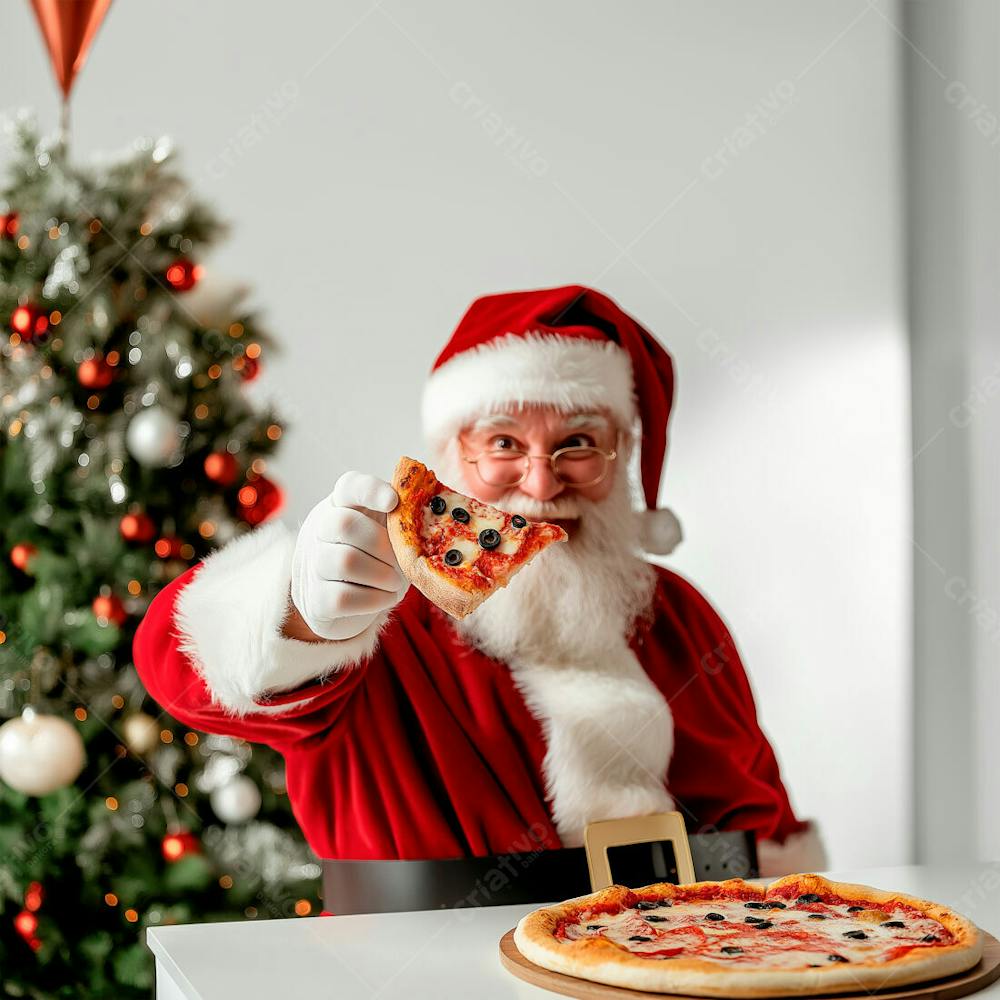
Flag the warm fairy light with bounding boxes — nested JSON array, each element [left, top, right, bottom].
[[87, 395, 100, 410], [105, 797, 118, 811], [24, 883, 43, 911], [180, 543, 194, 560], [139, 222, 152, 235], [8, 419, 22, 436], [245, 906, 257, 918], [246, 343, 261, 359], [238, 486, 257, 507], [89, 219, 102, 234], [49, 311, 61, 325], [9, 333, 22, 347], [17, 235, 29, 250], [111, 694, 125, 709], [294, 900, 312, 916], [127, 579, 142, 596], [40, 365, 52, 378], [174, 783, 188, 797], [124, 909, 139, 923], [184, 731, 199, 746], [266, 424, 282, 441], [14, 911, 38, 936], [228, 322, 243, 338], [162, 835, 184, 861], [106, 350, 119, 365], [198, 520, 216, 539], [154, 539, 171, 557], [104, 893, 118, 906], [115, 743, 127, 758], [219, 875, 233, 889], [48, 226, 60, 239], [74, 707, 87, 721], [194, 403, 209, 419], [0, 631, 6, 644], [160, 729, 173, 744], [207, 364, 222, 379], [251, 458, 266, 474]]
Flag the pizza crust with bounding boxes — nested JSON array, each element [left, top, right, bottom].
[[513, 876, 984, 997]]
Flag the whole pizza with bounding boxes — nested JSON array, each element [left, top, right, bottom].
[[513, 874, 983, 997]]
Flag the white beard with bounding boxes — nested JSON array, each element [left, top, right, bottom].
[[435, 443, 675, 845]]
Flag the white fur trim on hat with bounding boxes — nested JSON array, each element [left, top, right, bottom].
[[173, 520, 388, 716], [422, 333, 637, 446]]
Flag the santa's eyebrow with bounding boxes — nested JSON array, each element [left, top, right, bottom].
[[564, 412, 610, 430], [469, 414, 519, 432]]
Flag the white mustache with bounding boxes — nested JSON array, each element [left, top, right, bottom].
[[494, 491, 583, 521]]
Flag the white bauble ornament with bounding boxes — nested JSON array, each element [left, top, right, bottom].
[[0, 708, 86, 796], [123, 712, 160, 755], [126, 406, 180, 468], [210, 774, 261, 824]]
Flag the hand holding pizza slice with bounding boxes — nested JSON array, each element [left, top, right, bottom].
[[387, 457, 567, 619]]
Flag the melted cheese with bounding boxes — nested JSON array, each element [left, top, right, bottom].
[[563, 899, 950, 968], [420, 490, 524, 563]]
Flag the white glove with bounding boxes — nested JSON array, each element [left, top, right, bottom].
[[289, 471, 408, 641]]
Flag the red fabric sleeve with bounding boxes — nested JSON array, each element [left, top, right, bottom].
[[132, 565, 370, 752]]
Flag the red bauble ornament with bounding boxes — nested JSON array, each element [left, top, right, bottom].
[[0, 213, 19, 239], [77, 355, 115, 389], [164, 258, 202, 292], [237, 355, 261, 382], [204, 450, 238, 486], [92, 593, 127, 627], [24, 882, 43, 912], [237, 475, 284, 526], [10, 543, 38, 573], [162, 830, 199, 862], [10, 305, 50, 342], [154, 535, 185, 560], [13, 909, 38, 939], [119, 511, 156, 543]]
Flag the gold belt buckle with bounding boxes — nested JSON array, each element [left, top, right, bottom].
[[583, 812, 696, 892]]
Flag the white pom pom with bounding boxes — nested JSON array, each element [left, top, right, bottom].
[[636, 508, 683, 555]]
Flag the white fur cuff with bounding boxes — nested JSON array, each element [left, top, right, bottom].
[[172, 520, 384, 715], [757, 822, 828, 877]]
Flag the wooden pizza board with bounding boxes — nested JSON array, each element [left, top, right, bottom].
[[499, 929, 1000, 1000]]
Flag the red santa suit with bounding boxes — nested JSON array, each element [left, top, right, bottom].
[[133, 285, 823, 879]]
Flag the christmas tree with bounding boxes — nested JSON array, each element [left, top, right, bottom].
[[0, 116, 320, 998]]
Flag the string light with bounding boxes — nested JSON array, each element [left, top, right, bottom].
[[245, 343, 261, 359], [111, 694, 124, 709], [294, 900, 312, 916], [174, 783, 188, 797], [127, 579, 142, 596], [266, 424, 282, 441], [14, 911, 38, 936], [104, 893, 118, 906], [74, 707, 87, 721], [207, 364, 222, 380], [124, 909, 139, 923], [198, 520, 216, 539], [105, 796, 118, 811], [49, 310, 61, 325], [89, 219, 102, 234], [0, 630, 6, 644], [160, 729, 173, 743], [228, 322, 243, 338], [184, 732, 199, 746], [219, 875, 233, 889]]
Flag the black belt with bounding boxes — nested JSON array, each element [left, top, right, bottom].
[[322, 830, 757, 915]]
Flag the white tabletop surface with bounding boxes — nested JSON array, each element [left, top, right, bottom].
[[147, 864, 1000, 999]]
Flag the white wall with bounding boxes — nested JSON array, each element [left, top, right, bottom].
[[3, 0, 910, 869]]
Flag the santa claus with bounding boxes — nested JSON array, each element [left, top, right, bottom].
[[134, 285, 824, 912]]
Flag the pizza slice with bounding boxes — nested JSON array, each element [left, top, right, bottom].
[[387, 456, 567, 619]]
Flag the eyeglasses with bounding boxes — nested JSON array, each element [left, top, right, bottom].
[[461, 436, 619, 489]]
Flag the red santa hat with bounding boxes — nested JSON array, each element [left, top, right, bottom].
[[421, 285, 682, 554]]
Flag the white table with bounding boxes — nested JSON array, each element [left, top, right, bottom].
[[148, 864, 1000, 999]]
